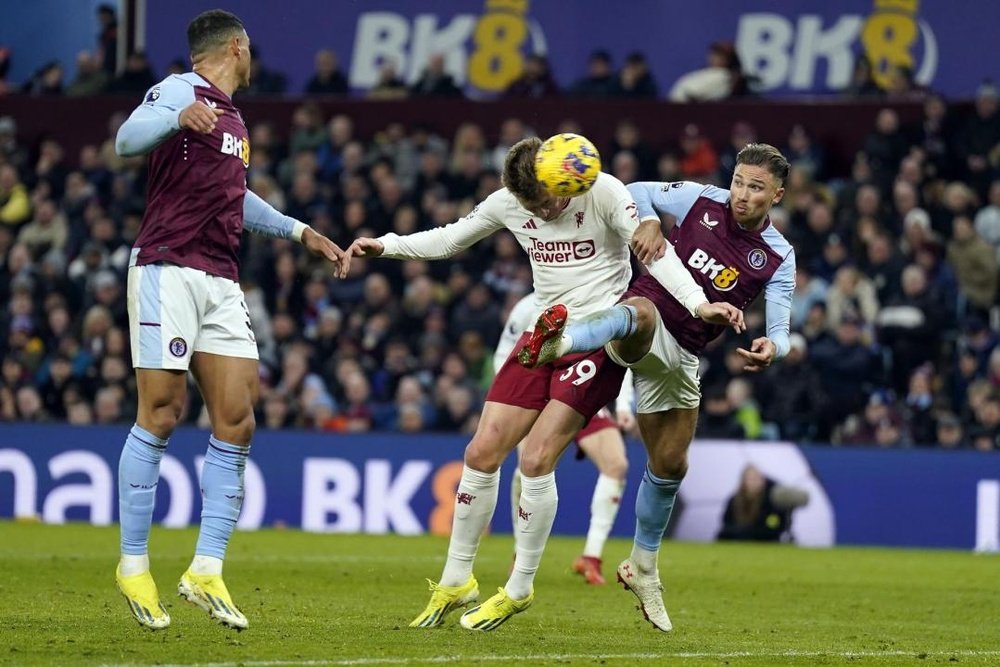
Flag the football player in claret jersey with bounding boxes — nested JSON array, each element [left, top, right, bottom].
[[113, 10, 345, 630], [521, 143, 794, 631], [347, 136, 741, 631]]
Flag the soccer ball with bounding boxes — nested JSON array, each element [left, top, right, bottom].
[[534, 133, 601, 198]]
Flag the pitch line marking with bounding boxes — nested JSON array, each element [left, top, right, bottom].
[[102, 648, 1000, 667]]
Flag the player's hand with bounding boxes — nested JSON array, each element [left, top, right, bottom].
[[631, 219, 666, 264], [737, 337, 776, 373], [695, 302, 745, 333], [302, 227, 349, 278], [338, 237, 384, 278], [179, 101, 225, 134], [348, 237, 385, 257], [616, 408, 637, 434]]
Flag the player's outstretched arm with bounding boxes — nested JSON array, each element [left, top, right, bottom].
[[243, 189, 349, 276], [301, 227, 349, 277]]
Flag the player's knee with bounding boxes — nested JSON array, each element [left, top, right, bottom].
[[464, 437, 503, 473], [630, 298, 658, 337], [518, 445, 557, 477], [605, 456, 628, 481], [649, 450, 687, 480], [215, 410, 255, 446], [142, 398, 184, 438]]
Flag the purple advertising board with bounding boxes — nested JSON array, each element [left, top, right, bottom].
[[140, 0, 998, 98]]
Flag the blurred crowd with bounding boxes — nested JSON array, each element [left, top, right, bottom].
[[2, 9, 1000, 449]]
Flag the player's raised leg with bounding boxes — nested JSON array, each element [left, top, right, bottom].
[[519, 299, 647, 368], [117, 368, 187, 630], [617, 407, 697, 633], [410, 401, 536, 628], [460, 400, 584, 631], [180, 351, 258, 630], [573, 423, 628, 585]]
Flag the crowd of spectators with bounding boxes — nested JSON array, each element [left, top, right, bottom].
[[1, 42, 999, 449]]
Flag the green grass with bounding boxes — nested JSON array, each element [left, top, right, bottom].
[[1, 522, 998, 667]]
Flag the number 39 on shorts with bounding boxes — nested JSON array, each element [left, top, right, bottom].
[[559, 360, 597, 386]]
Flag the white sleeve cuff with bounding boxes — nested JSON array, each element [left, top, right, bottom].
[[291, 221, 309, 243]]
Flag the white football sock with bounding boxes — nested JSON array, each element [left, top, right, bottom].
[[190, 554, 223, 576], [505, 471, 557, 600], [583, 474, 625, 558], [509, 466, 523, 530], [630, 542, 659, 575], [439, 465, 500, 587], [118, 553, 149, 577]]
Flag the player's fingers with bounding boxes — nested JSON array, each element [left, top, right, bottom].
[[213, 108, 225, 117]]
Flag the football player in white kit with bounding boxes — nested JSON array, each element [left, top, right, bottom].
[[347, 136, 740, 630], [495, 292, 636, 586]]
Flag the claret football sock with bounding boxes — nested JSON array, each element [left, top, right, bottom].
[[194, 436, 248, 560], [119, 424, 168, 561], [440, 465, 500, 587], [561, 304, 638, 354]]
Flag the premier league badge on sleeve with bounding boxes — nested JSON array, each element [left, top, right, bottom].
[[144, 87, 160, 105]]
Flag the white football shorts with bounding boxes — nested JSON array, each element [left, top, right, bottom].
[[604, 308, 700, 413], [127, 262, 258, 370]]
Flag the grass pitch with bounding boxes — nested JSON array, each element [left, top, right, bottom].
[[1, 522, 998, 666]]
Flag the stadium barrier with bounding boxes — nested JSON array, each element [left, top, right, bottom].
[[1, 424, 997, 550]]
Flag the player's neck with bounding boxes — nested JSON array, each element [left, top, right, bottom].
[[736, 216, 767, 233], [192, 62, 237, 98]]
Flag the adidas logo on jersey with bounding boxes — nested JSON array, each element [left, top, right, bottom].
[[522, 219, 538, 229], [688, 248, 740, 291]]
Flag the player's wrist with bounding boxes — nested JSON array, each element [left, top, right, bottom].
[[291, 221, 310, 243]]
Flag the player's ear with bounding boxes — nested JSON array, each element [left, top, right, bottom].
[[771, 186, 785, 206]]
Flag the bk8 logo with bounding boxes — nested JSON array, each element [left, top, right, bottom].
[[687, 249, 740, 292]]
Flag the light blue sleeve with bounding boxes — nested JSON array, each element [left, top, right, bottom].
[[115, 76, 195, 157], [627, 181, 729, 226], [243, 189, 300, 239], [764, 251, 795, 360]]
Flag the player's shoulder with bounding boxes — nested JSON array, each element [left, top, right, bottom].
[[142, 73, 203, 106], [761, 221, 794, 260], [477, 188, 517, 216]]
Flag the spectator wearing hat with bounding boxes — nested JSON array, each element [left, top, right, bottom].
[[669, 41, 747, 102]]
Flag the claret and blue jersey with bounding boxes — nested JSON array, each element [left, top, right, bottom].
[[627, 181, 795, 358]]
